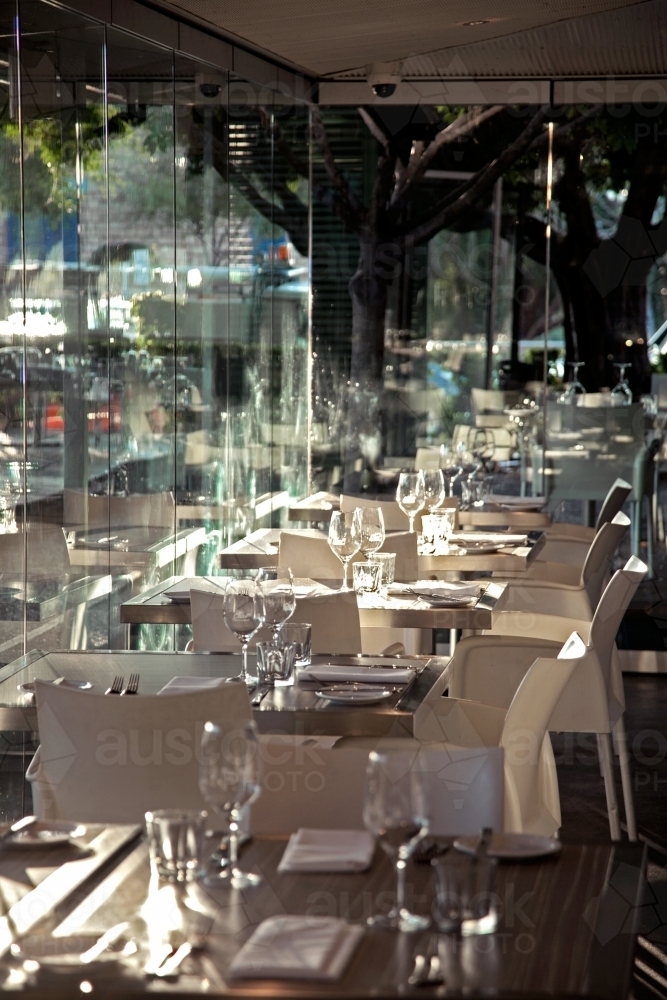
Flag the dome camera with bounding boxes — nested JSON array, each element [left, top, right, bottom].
[[196, 73, 222, 101], [366, 62, 403, 99], [199, 82, 221, 99]]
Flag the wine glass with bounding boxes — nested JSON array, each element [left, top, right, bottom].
[[223, 579, 265, 686], [199, 720, 262, 888], [612, 362, 633, 406], [557, 361, 586, 404], [422, 469, 445, 512], [328, 511, 361, 591], [363, 750, 430, 931], [439, 444, 460, 497], [396, 471, 425, 533], [353, 507, 385, 558], [256, 566, 296, 644]]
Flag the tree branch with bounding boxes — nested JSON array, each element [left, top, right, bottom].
[[256, 106, 309, 177], [391, 105, 505, 210], [357, 107, 390, 151], [407, 106, 549, 247], [311, 105, 363, 233]]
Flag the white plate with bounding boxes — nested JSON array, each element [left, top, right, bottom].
[[316, 684, 393, 704], [6, 820, 87, 848], [451, 542, 500, 554], [454, 832, 561, 859]]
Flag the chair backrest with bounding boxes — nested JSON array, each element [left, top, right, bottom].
[[588, 555, 647, 693], [251, 737, 503, 836], [500, 633, 584, 834], [64, 490, 175, 530], [339, 495, 412, 532], [595, 478, 631, 531], [279, 529, 418, 583], [471, 388, 521, 415], [0, 525, 70, 577], [581, 511, 630, 605], [191, 587, 362, 655], [30, 679, 252, 822]]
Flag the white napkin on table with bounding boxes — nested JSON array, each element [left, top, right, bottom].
[[388, 581, 480, 600], [228, 915, 364, 981], [278, 828, 375, 873], [297, 664, 413, 685], [486, 494, 546, 510], [157, 676, 230, 695]]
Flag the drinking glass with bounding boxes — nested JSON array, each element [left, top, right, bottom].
[[198, 720, 262, 888], [396, 471, 425, 533], [353, 506, 385, 557], [368, 551, 396, 587], [611, 362, 633, 406], [422, 469, 445, 512], [353, 561, 382, 595], [256, 640, 296, 686], [223, 580, 265, 686], [145, 809, 207, 882], [432, 852, 498, 936], [256, 566, 296, 643], [328, 511, 361, 591], [280, 622, 312, 666], [363, 750, 430, 931]]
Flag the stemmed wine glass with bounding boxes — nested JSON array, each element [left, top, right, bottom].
[[199, 720, 262, 888], [363, 750, 430, 931], [256, 566, 296, 643], [612, 362, 633, 406], [422, 469, 445, 512], [396, 471, 425, 533], [557, 361, 586, 404], [223, 579, 265, 686], [353, 507, 385, 558], [439, 444, 460, 497], [327, 511, 361, 591]]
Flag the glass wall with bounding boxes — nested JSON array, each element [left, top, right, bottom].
[[0, 0, 310, 661]]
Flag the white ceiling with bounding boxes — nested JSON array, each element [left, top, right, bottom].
[[157, 0, 665, 78]]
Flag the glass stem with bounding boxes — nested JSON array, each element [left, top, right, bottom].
[[229, 816, 239, 869], [241, 640, 249, 681], [396, 856, 407, 915], [342, 558, 350, 589], [408, 514, 415, 533]]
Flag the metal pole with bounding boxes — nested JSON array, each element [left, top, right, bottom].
[[541, 122, 554, 498], [484, 177, 503, 389]]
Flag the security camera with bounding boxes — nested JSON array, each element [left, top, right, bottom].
[[366, 62, 403, 99], [199, 83, 220, 99], [196, 73, 222, 102]]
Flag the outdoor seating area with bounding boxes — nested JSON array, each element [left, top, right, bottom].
[[0, 0, 665, 997]]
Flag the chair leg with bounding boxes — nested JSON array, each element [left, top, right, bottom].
[[615, 718, 638, 841], [646, 496, 655, 579], [598, 733, 622, 840], [630, 500, 640, 557]]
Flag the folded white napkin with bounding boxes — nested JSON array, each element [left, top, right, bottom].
[[278, 828, 375, 873], [297, 664, 413, 684], [450, 533, 527, 545], [486, 494, 546, 510], [228, 915, 364, 981], [157, 676, 229, 695]]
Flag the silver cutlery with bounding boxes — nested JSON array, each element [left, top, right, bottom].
[[121, 673, 140, 696], [105, 676, 124, 695], [251, 685, 271, 706], [79, 922, 129, 964], [154, 942, 192, 978], [408, 936, 444, 987], [0, 815, 36, 847]]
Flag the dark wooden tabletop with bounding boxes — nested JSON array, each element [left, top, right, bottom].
[[2, 832, 646, 999]]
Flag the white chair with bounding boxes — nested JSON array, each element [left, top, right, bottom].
[[255, 636, 584, 838], [0, 525, 71, 578], [26, 679, 252, 823], [190, 587, 362, 655], [489, 511, 630, 630], [449, 557, 648, 840], [278, 529, 418, 583], [339, 495, 413, 532], [64, 489, 175, 530], [251, 739, 503, 836], [536, 478, 631, 566]]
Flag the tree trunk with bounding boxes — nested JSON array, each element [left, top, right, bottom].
[[343, 238, 389, 490]]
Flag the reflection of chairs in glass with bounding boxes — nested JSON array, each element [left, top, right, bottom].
[[470, 389, 521, 415], [631, 440, 660, 578], [63, 489, 175, 530], [191, 588, 361, 655], [27, 680, 252, 822]]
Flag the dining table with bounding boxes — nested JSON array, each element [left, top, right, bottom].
[[119, 575, 509, 630], [68, 525, 207, 571], [217, 527, 545, 574], [0, 649, 448, 738], [0, 825, 645, 1000]]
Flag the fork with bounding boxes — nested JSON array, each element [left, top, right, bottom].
[[121, 674, 140, 696], [105, 675, 124, 695]]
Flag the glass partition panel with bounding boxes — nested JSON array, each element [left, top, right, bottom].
[[19, 1, 108, 655]]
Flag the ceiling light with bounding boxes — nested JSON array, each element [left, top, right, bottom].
[[461, 19, 489, 25]]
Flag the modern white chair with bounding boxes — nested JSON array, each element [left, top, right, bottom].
[[63, 489, 176, 530], [536, 478, 631, 566], [190, 587, 362, 655], [339, 494, 412, 531], [26, 679, 252, 823], [251, 739, 503, 836], [489, 511, 630, 631], [449, 557, 648, 840], [256, 635, 584, 838]]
